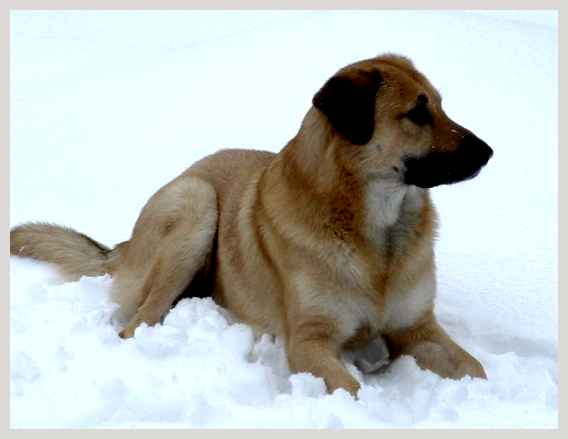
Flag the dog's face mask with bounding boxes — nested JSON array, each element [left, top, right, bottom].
[[312, 55, 493, 188]]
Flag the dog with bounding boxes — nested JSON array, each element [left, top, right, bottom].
[[11, 53, 493, 396]]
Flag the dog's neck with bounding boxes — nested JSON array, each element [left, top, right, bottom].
[[263, 109, 428, 247], [281, 108, 339, 193], [365, 180, 408, 228], [362, 180, 427, 249]]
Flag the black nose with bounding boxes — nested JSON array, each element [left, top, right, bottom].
[[461, 133, 493, 165], [402, 132, 493, 188]]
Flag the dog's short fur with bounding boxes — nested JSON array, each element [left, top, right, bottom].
[[11, 54, 493, 396]]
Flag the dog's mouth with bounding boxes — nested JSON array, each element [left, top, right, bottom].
[[402, 135, 493, 189]]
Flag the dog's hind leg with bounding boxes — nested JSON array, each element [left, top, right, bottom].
[[111, 175, 218, 338]]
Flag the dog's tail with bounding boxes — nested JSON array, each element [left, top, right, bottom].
[[10, 222, 124, 280]]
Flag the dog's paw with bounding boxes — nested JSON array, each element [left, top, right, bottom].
[[118, 328, 134, 339], [453, 356, 487, 380], [118, 315, 145, 339], [405, 341, 487, 380]]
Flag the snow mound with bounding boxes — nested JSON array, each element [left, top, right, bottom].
[[10, 258, 557, 428]]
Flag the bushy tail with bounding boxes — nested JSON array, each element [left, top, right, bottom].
[[10, 222, 123, 280]]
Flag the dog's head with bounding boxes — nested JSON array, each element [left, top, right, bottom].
[[312, 54, 493, 188]]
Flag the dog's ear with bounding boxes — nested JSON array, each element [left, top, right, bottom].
[[313, 68, 383, 145]]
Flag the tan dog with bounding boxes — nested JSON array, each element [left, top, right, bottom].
[[11, 54, 493, 396]]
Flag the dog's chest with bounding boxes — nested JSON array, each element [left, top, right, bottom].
[[297, 268, 434, 343], [382, 274, 435, 331], [296, 283, 383, 340], [295, 184, 434, 341], [339, 274, 435, 340], [334, 185, 434, 338]]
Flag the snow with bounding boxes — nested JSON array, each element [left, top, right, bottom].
[[10, 10, 558, 428]]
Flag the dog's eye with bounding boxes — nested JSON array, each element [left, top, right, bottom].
[[404, 96, 433, 126]]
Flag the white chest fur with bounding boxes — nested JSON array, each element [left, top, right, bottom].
[[294, 275, 382, 340], [383, 273, 436, 332], [295, 272, 434, 342], [364, 182, 435, 332], [364, 181, 409, 230], [294, 183, 435, 341]]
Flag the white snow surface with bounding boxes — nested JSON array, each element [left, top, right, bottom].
[[10, 11, 558, 428]]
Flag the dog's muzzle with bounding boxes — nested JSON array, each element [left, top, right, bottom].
[[402, 133, 494, 188]]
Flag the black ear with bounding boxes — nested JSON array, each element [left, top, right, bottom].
[[312, 69, 383, 145]]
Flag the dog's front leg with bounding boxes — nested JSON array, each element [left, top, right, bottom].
[[385, 312, 486, 380], [286, 318, 360, 397]]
